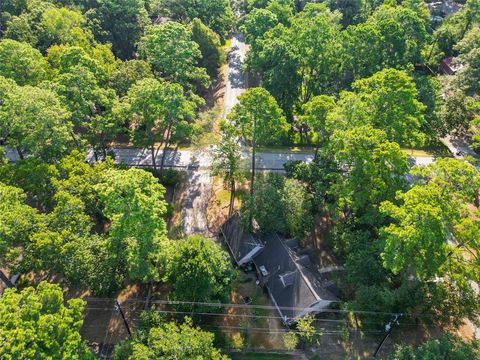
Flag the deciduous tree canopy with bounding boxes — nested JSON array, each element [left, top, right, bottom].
[[0, 282, 94, 360]]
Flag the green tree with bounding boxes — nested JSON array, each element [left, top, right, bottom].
[[0, 81, 73, 161], [380, 159, 480, 281], [241, 173, 312, 237], [228, 87, 288, 225], [429, 0, 480, 61], [110, 59, 154, 97], [3, 1, 92, 51], [47, 45, 109, 86], [266, 0, 294, 25], [85, 0, 149, 59], [124, 78, 196, 173], [380, 183, 455, 280], [456, 48, 480, 95], [460, 0, 480, 38], [347, 68, 426, 146], [159, 0, 234, 40], [52, 64, 119, 158], [0, 147, 6, 166], [38, 6, 91, 51], [0, 0, 28, 16], [241, 173, 284, 234], [369, 3, 428, 68], [212, 124, 245, 216], [246, 4, 342, 114], [112, 317, 229, 360], [189, 18, 225, 79], [24, 192, 94, 285], [290, 3, 342, 101], [245, 24, 301, 119], [0, 182, 40, 271], [168, 236, 236, 312], [471, 115, 480, 151], [296, 315, 316, 343], [52, 150, 114, 217], [0, 281, 94, 359], [0, 39, 50, 86], [141, 21, 210, 90], [411, 158, 480, 203], [413, 73, 442, 138], [95, 168, 169, 284], [439, 91, 477, 134], [388, 334, 479, 360], [325, 0, 376, 26], [300, 95, 335, 160], [242, 8, 279, 45], [330, 125, 409, 225], [341, 21, 382, 82], [342, 3, 428, 82], [0, 158, 56, 210], [455, 26, 480, 55], [339, 229, 389, 292], [282, 178, 313, 238]]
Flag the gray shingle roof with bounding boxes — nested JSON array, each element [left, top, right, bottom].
[[220, 213, 264, 265], [252, 233, 338, 323]]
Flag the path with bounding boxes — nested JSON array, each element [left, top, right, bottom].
[[181, 170, 213, 236]]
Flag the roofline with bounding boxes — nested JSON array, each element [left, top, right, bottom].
[[274, 233, 321, 302], [220, 213, 263, 265], [238, 244, 264, 265], [262, 279, 289, 324], [220, 224, 241, 265]]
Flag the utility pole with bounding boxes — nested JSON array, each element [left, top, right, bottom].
[[115, 300, 132, 337], [373, 314, 402, 357], [249, 115, 256, 229]]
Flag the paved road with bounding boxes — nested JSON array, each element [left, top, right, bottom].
[[223, 32, 247, 118], [86, 148, 317, 171], [441, 134, 478, 158], [6, 146, 435, 171]]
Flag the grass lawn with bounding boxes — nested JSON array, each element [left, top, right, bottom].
[[401, 148, 434, 157], [229, 353, 294, 360], [256, 146, 315, 154]]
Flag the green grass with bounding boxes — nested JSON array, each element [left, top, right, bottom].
[[229, 353, 293, 360], [256, 146, 315, 154], [400, 148, 434, 157]]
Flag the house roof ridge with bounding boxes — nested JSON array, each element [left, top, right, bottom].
[[274, 233, 321, 301]]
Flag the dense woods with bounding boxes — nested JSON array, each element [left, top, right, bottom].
[[0, 0, 479, 358]]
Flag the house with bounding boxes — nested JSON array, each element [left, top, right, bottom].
[[426, 0, 461, 18], [220, 213, 264, 266], [440, 56, 463, 75], [220, 214, 339, 325]]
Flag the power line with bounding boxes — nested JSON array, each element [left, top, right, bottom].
[[99, 306, 423, 327], [84, 299, 433, 324], [87, 298, 433, 317], [127, 321, 385, 336]]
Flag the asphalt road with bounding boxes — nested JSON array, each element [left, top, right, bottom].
[[441, 134, 478, 158], [85, 148, 318, 171], [223, 32, 247, 118]]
